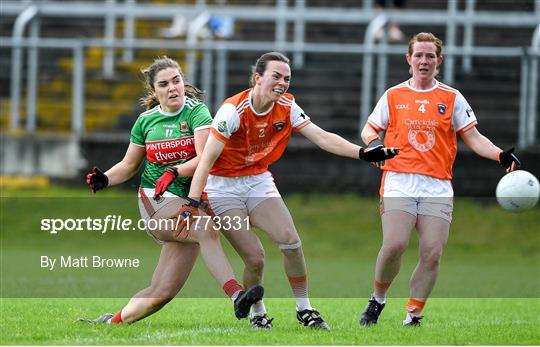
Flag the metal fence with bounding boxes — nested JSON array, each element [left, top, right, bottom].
[[2, 0, 539, 148]]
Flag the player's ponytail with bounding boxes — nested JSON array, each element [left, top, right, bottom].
[[140, 56, 205, 110], [184, 83, 205, 101]]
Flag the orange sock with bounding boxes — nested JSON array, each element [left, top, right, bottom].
[[287, 275, 312, 310], [288, 275, 308, 298], [110, 310, 123, 323], [406, 298, 426, 317], [374, 280, 391, 299]]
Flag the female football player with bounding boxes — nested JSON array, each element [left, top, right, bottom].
[[358, 32, 521, 326], [81, 57, 262, 324], [154, 52, 399, 329]]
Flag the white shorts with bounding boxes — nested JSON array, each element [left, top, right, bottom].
[[380, 171, 454, 223], [138, 188, 188, 244], [203, 171, 281, 216]]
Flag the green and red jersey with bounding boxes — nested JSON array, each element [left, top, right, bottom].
[[130, 97, 212, 197]]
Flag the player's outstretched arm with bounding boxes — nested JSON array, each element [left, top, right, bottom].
[[460, 126, 521, 172], [188, 133, 225, 200], [86, 143, 146, 193], [299, 122, 399, 162], [171, 134, 225, 237]]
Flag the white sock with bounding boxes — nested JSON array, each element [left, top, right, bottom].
[[372, 294, 386, 305], [230, 290, 242, 302], [403, 313, 413, 325], [296, 298, 313, 311], [250, 300, 267, 317]]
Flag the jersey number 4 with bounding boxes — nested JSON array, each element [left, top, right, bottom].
[[418, 104, 426, 113]]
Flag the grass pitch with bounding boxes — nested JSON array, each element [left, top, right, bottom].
[[1, 186, 539, 345], [1, 298, 539, 345]]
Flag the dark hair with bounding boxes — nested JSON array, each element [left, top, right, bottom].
[[249, 51, 290, 87], [140, 56, 204, 110]]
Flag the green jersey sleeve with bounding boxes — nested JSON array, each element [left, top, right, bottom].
[[187, 101, 213, 132], [130, 115, 145, 146]]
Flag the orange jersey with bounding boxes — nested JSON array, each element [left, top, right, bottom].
[[368, 80, 477, 180], [210, 89, 311, 176]]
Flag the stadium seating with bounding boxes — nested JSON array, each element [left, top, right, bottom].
[[0, 0, 537, 194]]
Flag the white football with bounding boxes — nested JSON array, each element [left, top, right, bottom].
[[496, 170, 540, 212]]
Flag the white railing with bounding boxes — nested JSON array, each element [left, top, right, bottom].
[[2, 0, 539, 148], [519, 23, 540, 149]]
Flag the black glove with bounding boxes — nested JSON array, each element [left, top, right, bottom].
[[365, 139, 385, 167], [359, 140, 400, 164], [86, 166, 109, 193], [498, 147, 521, 172]]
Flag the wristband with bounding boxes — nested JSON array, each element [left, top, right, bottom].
[[166, 166, 179, 177], [185, 197, 201, 208]]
